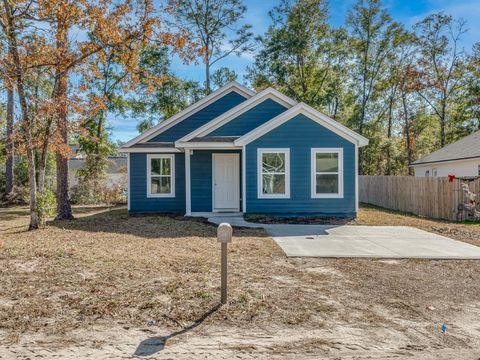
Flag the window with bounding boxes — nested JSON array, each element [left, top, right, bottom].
[[432, 168, 437, 177], [147, 154, 175, 197], [478, 164, 480, 176], [311, 148, 343, 198], [425, 170, 430, 177], [257, 149, 290, 198]]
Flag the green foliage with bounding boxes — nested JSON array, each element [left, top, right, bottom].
[[248, 0, 337, 108], [168, 0, 253, 92], [36, 188, 57, 227], [210, 67, 237, 89], [71, 174, 127, 205], [130, 45, 204, 133]]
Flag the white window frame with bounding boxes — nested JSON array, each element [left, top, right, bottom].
[[147, 154, 175, 198], [311, 148, 344, 199], [432, 168, 438, 177], [257, 148, 290, 199]]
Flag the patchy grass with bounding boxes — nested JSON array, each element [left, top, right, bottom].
[[1, 205, 480, 358]]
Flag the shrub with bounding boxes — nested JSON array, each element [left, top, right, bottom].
[[71, 176, 126, 205], [36, 188, 57, 226]]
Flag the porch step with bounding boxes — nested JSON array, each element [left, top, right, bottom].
[[190, 212, 243, 218]]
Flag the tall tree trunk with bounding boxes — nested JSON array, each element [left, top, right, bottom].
[[402, 92, 414, 176], [5, 86, 14, 194], [3, 0, 39, 229], [54, 21, 73, 220], [205, 57, 211, 94]]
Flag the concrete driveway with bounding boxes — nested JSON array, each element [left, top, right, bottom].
[[266, 225, 480, 259], [208, 216, 480, 259]]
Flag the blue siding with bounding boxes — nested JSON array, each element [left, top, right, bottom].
[[245, 114, 356, 217], [129, 153, 185, 213], [208, 99, 287, 136], [148, 91, 247, 142], [191, 150, 242, 212]]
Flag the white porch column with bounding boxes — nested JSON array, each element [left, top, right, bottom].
[[185, 149, 192, 216], [127, 153, 131, 211], [242, 146, 246, 213]]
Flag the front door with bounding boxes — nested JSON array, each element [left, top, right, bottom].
[[213, 154, 240, 211]]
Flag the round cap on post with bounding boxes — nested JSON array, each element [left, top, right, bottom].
[[217, 223, 233, 243]]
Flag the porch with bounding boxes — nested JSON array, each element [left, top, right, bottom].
[[185, 149, 244, 216]]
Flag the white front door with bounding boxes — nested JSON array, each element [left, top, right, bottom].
[[213, 154, 240, 211]]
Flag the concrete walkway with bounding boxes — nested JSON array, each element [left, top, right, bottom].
[[208, 216, 480, 259]]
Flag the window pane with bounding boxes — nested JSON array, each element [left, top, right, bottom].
[[151, 177, 171, 194], [151, 158, 171, 176], [316, 153, 338, 172], [262, 174, 285, 194], [316, 174, 338, 194], [160, 158, 171, 175], [151, 159, 161, 175], [262, 153, 285, 173]]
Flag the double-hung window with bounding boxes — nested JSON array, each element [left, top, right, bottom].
[[311, 148, 343, 198], [258, 149, 290, 198], [147, 154, 175, 197]]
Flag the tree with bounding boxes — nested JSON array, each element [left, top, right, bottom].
[[210, 67, 237, 89], [1, 0, 40, 229], [36, 0, 158, 220], [347, 0, 402, 138], [5, 84, 14, 194], [413, 13, 467, 147], [464, 42, 480, 130], [129, 44, 203, 133], [248, 0, 335, 107], [167, 0, 253, 93]]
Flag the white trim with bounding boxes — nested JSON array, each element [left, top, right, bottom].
[[123, 81, 255, 148], [175, 141, 241, 149], [212, 153, 241, 212], [235, 103, 369, 147], [185, 149, 191, 216], [311, 148, 344, 199], [176, 88, 297, 144], [257, 148, 290, 199], [410, 156, 480, 167], [190, 211, 243, 217], [127, 153, 131, 211], [355, 145, 359, 212], [242, 146, 246, 213], [146, 154, 175, 198], [120, 147, 182, 153]]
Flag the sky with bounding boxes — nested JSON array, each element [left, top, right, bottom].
[[110, 0, 480, 143]]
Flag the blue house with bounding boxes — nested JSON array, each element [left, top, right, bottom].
[[121, 82, 369, 217]]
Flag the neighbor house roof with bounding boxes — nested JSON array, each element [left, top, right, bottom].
[[410, 130, 480, 166]]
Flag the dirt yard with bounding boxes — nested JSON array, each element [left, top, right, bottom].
[[1, 205, 480, 359]]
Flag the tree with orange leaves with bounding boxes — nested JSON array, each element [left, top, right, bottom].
[[0, 0, 187, 229]]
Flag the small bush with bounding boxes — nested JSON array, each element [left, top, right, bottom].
[[37, 189, 57, 226], [71, 177, 126, 205]]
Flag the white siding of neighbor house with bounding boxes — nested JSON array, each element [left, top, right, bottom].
[[413, 158, 480, 177]]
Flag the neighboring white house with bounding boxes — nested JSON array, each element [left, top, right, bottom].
[[410, 130, 480, 177]]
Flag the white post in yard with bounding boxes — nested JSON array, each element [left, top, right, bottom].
[[217, 223, 232, 304]]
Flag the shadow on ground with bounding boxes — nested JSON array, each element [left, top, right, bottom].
[[134, 304, 222, 357], [44, 206, 268, 239]]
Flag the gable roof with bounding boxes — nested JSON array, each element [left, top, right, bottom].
[[234, 102, 369, 147], [411, 130, 480, 166], [121, 81, 255, 149], [175, 87, 297, 146]]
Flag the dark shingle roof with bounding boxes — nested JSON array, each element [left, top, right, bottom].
[[189, 136, 239, 143], [411, 130, 480, 165], [129, 142, 175, 148]]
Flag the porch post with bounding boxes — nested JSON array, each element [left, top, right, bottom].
[[242, 146, 246, 213], [185, 149, 191, 216]]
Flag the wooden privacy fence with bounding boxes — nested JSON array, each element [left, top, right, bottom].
[[359, 176, 480, 221]]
